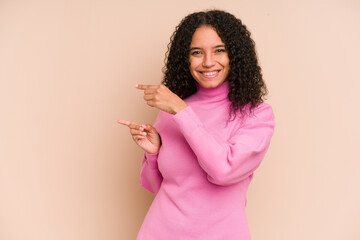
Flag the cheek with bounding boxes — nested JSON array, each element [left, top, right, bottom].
[[219, 55, 230, 66], [189, 57, 202, 68], [189, 61, 197, 72]]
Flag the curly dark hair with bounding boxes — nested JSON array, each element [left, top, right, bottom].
[[162, 10, 267, 118]]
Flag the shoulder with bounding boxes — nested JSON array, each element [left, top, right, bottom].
[[252, 102, 274, 120], [241, 102, 275, 128]]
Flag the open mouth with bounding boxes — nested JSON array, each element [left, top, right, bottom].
[[200, 70, 220, 78]]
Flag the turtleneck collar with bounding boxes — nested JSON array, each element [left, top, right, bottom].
[[195, 81, 229, 101]]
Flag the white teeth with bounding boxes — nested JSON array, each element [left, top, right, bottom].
[[203, 71, 218, 76]]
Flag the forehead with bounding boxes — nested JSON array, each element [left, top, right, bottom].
[[190, 26, 224, 47]]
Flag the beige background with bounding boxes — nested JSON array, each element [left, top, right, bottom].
[[1, 0, 359, 239]]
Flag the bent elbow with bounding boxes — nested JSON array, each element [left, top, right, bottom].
[[206, 167, 254, 186], [206, 170, 239, 186], [140, 178, 161, 194]]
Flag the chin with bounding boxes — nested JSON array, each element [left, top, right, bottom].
[[200, 81, 223, 88]]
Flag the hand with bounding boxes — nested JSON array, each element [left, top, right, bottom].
[[136, 84, 188, 115], [118, 120, 161, 154]]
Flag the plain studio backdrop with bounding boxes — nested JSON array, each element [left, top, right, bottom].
[[1, 0, 359, 239]]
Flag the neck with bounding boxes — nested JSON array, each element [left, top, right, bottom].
[[195, 82, 229, 101]]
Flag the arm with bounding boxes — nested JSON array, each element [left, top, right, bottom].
[[172, 103, 275, 185], [140, 152, 163, 194], [119, 84, 187, 194]]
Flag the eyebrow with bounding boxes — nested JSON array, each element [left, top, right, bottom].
[[190, 45, 226, 50]]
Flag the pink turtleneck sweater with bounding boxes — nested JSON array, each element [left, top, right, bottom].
[[137, 82, 275, 240]]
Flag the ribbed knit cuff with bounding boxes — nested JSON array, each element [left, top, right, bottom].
[[143, 152, 159, 169]]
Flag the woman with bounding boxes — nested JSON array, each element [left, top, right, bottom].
[[119, 10, 275, 240]]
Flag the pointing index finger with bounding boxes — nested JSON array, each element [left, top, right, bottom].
[[135, 84, 160, 90], [118, 120, 144, 131], [117, 119, 131, 126], [135, 84, 148, 90]]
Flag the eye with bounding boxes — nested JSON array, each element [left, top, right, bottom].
[[215, 48, 226, 53], [190, 50, 202, 56]]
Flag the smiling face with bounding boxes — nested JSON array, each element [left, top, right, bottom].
[[189, 26, 230, 88]]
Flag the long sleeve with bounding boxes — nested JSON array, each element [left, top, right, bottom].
[[140, 152, 163, 194], [172, 103, 275, 186]]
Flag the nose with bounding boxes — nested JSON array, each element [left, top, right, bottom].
[[202, 53, 215, 68]]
